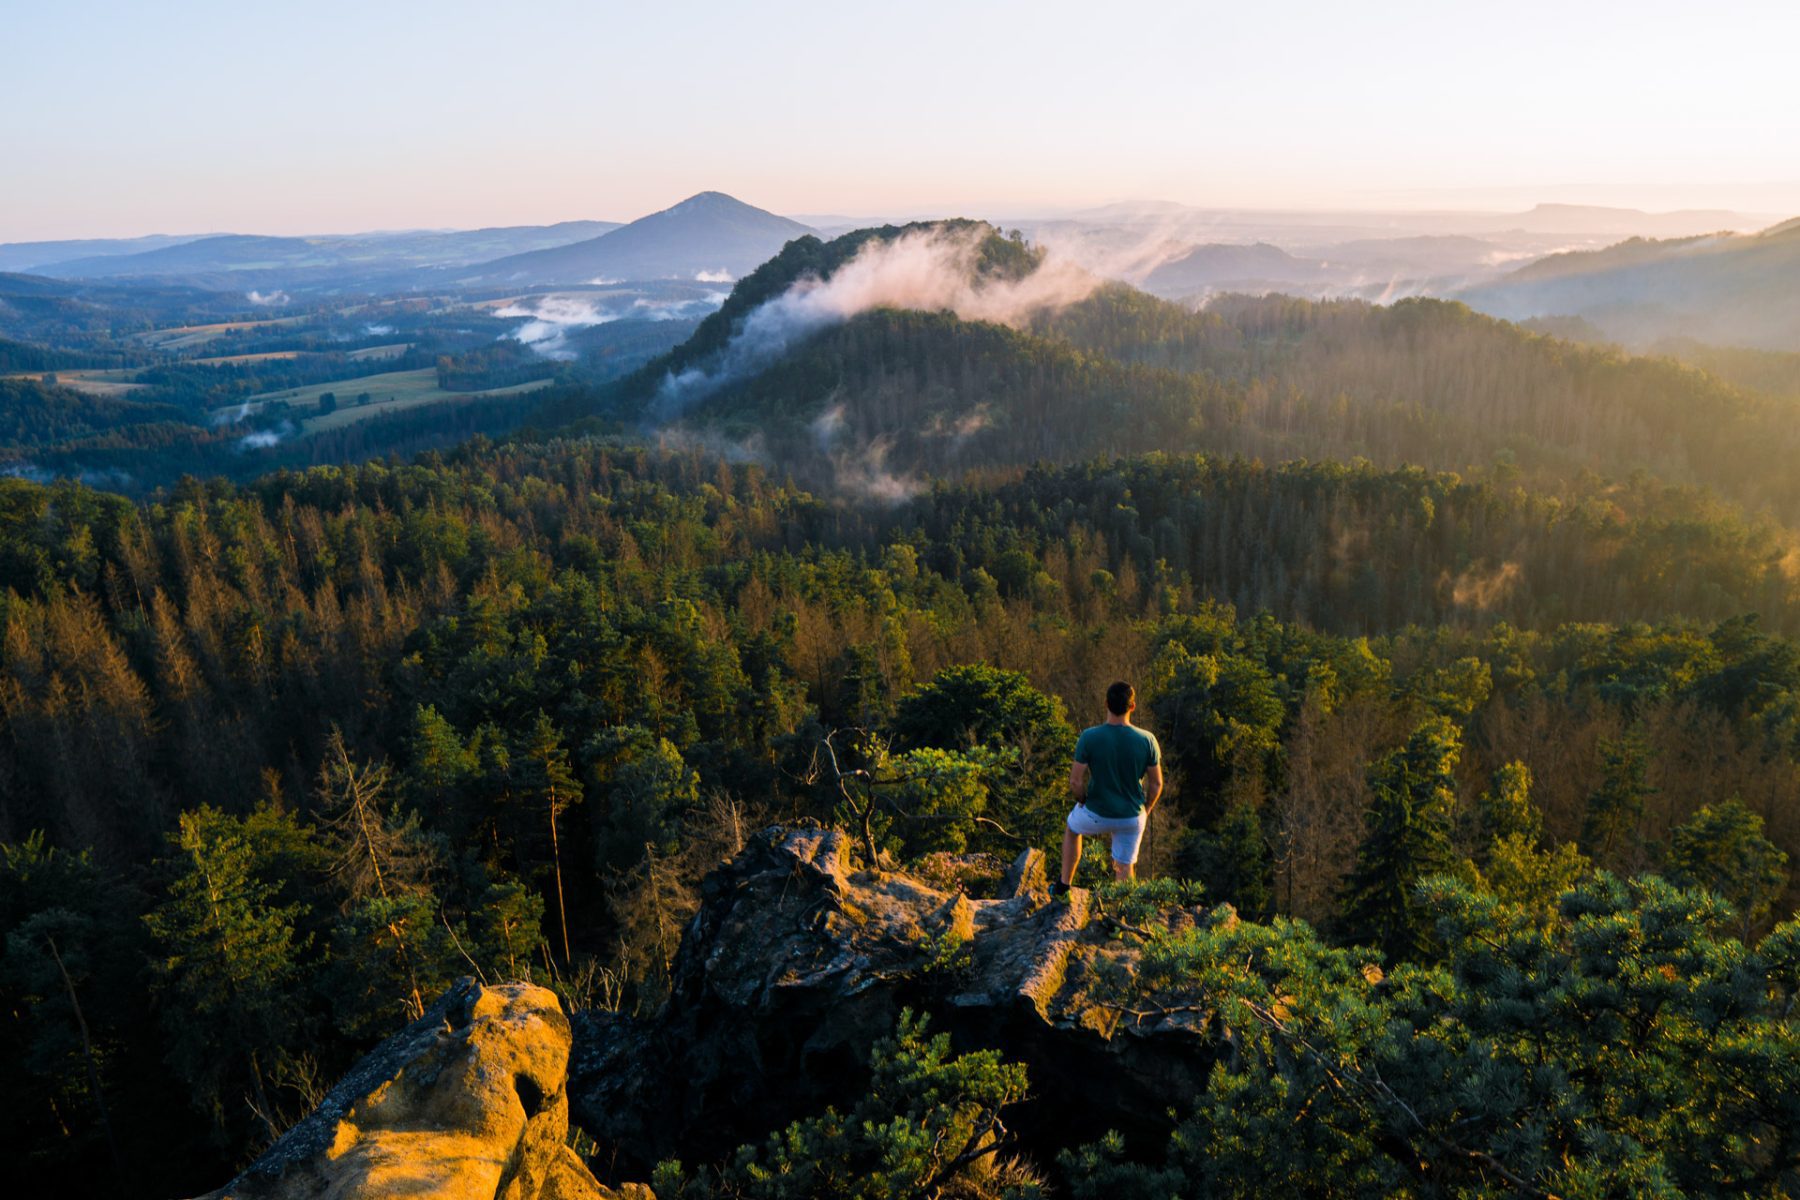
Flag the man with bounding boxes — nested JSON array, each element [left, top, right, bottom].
[[1054, 681, 1163, 894]]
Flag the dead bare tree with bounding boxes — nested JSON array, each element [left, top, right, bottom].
[[806, 728, 1024, 869]]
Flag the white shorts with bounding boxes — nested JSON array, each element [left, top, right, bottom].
[[1066, 805, 1148, 864]]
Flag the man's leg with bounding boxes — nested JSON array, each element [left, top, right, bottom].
[[1060, 827, 1081, 886], [1111, 814, 1144, 882]]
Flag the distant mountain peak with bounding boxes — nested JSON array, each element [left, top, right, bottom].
[[455, 193, 813, 285], [670, 190, 738, 208]]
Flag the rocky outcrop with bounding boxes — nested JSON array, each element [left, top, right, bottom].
[[192, 828, 1223, 1195], [198, 980, 637, 1200], [570, 826, 1227, 1175]]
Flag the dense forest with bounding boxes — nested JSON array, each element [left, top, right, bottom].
[[2, 221, 1797, 1197], [3, 441, 1797, 1194]]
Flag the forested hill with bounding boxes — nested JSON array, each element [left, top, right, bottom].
[[1457, 216, 1800, 349], [1042, 286, 1800, 516], [567, 222, 1800, 524]]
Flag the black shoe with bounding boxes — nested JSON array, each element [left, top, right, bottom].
[[1049, 882, 1070, 898]]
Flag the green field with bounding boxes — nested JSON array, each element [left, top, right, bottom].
[[190, 351, 300, 365], [3, 368, 145, 396], [347, 342, 411, 362], [132, 316, 307, 351], [242, 367, 551, 432], [192, 343, 410, 366]]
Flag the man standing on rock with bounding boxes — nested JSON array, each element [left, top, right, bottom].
[[1054, 681, 1163, 893]]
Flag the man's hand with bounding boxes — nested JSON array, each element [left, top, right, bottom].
[[1143, 764, 1164, 815], [1069, 762, 1089, 804]]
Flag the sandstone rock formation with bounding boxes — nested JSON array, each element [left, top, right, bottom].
[[569, 825, 1226, 1176], [197, 980, 633, 1200]]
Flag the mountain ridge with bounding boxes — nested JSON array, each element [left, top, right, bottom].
[[27, 220, 624, 284], [1460, 214, 1800, 349]]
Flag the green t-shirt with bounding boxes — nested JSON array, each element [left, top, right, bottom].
[[1074, 723, 1161, 818]]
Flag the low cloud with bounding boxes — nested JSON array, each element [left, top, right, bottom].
[[834, 438, 921, 504], [1445, 560, 1523, 611], [238, 421, 293, 450], [811, 403, 847, 449], [1, 461, 51, 483], [653, 226, 1097, 418], [694, 268, 735, 283], [247, 290, 289, 307], [497, 294, 620, 357], [500, 292, 722, 358], [923, 404, 993, 442], [654, 424, 765, 463], [808, 402, 923, 504], [212, 400, 255, 426]]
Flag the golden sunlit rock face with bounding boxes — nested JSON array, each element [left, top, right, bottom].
[[194, 980, 635, 1200]]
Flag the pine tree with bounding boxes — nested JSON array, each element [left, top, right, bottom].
[[315, 730, 438, 1021], [143, 809, 306, 1141], [656, 1010, 1033, 1200], [1181, 799, 1274, 919], [0, 834, 136, 1188], [1581, 729, 1656, 868], [1477, 760, 1538, 845], [1476, 763, 1589, 919], [1340, 716, 1464, 960], [515, 712, 583, 963], [1667, 798, 1789, 939]]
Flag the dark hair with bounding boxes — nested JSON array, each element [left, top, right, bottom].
[[1105, 681, 1135, 716]]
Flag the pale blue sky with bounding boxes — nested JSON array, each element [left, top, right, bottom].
[[4, 0, 1799, 239]]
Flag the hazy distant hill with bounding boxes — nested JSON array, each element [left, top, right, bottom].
[[459, 192, 813, 285], [1142, 243, 1331, 295], [1139, 235, 1521, 301], [1497, 202, 1775, 237], [40, 235, 335, 278], [1459, 217, 1800, 349], [0, 233, 212, 273], [29, 221, 621, 287], [0, 271, 241, 341]]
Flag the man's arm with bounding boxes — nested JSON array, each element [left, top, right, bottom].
[[1142, 764, 1164, 814], [1069, 762, 1089, 804]]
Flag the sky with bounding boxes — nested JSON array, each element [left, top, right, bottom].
[[4, 0, 1800, 240]]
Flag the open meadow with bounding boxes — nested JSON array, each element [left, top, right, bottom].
[[243, 365, 552, 431]]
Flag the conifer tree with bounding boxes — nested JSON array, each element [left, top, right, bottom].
[[1667, 798, 1789, 939], [1581, 729, 1656, 868], [1477, 760, 1537, 844], [0, 834, 137, 1187], [515, 712, 582, 963], [143, 809, 306, 1141], [1181, 799, 1273, 919], [655, 1010, 1034, 1200], [1476, 761, 1588, 918], [1340, 716, 1464, 959], [889, 664, 1074, 846], [315, 730, 439, 1022]]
